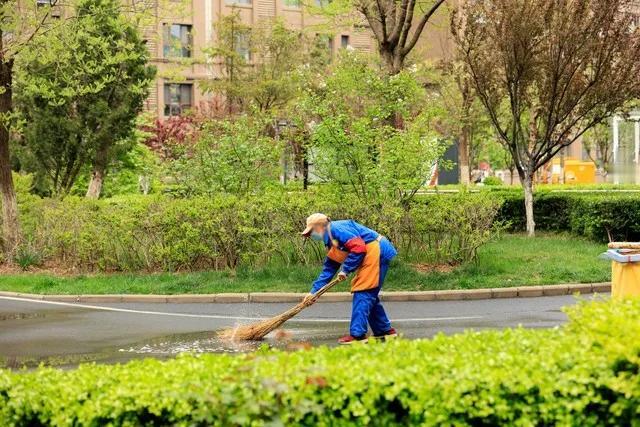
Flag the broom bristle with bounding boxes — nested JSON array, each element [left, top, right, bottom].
[[218, 310, 298, 341], [218, 278, 341, 341]]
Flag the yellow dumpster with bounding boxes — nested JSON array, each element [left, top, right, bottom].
[[550, 158, 596, 184], [605, 242, 640, 298]]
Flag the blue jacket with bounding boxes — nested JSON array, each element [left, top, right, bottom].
[[311, 220, 397, 293]]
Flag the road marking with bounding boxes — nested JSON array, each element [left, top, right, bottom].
[[0, 296, 483, 323]]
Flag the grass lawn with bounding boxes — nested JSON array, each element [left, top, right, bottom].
[[0, 234, 610, 295]]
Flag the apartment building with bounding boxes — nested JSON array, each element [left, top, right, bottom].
[[30, 0, 453, 119], [144, 0, 380, 119]]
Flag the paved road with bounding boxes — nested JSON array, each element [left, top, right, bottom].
[[0, 294, 603, 367]]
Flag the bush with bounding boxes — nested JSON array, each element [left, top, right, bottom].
[[569, 194, 640, 242], [496, 190, 640, 241], [497, 191, 574, 231], [303, 53, 447, 203], [482, 176, 503, 186], [164, 116, 281, 196], [16, 190, 502, 272], [405, 192, 504, 263], [1, 300, 638, 426]]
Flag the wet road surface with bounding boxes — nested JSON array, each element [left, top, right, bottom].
[[0, 294, 603, 368]]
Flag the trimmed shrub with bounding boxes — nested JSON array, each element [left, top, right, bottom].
[[496, 190, 640, 242], [497, 191, 574, 231], [0, 300, 638, 425], [482, 176, 503, 186], [18, 190, 502, 272], [569, 194, 640, 242]]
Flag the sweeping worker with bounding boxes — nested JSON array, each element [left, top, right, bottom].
[[302, 213, 398, 344]]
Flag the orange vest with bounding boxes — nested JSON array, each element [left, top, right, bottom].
[[327, 237, 381, 292]]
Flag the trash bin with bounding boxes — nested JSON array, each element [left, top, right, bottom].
[[601, 242, 640, 298]]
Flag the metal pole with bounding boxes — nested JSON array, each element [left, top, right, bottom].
[[634, 120, 639, 164], [613, 116, 620, 164]]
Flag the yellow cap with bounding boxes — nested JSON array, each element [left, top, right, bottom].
[[301, 213, 329, 236]]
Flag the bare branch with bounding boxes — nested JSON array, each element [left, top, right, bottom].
[[388, 0, 409, 44], [402, 0, 445, 55]]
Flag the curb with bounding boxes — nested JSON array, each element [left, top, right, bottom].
[[0, 282, 611, 304]]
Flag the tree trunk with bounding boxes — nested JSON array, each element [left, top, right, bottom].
[[0, 58, 20, 254], [596, 165, 607, 180], [380, 49, 403, 76], [458, 76, 473, 185], [86, 141, 109, 199], [522, 174, 535, 237], [458, 130, 471, 185], [379, 50, 405, 129]]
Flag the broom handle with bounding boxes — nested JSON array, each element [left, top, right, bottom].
[[307, 277, 342, 304]]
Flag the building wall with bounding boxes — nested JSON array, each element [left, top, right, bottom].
[[28, 0, 459, 122], [411, 1, 457, 64], [148, 0, 378, 119]]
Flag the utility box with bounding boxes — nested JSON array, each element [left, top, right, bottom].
[[601, 242, 640, 298]]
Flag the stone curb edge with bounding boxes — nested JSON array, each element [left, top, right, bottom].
[[0, 282, 611, 304]]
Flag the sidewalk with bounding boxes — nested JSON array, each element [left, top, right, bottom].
[[0, 282, 611, 303]]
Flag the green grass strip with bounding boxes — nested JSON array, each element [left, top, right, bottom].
[[0, 234, 609, 295]]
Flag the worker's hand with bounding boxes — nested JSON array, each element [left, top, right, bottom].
[[337, 271, 348, 282], [303, 293, 315, 306]]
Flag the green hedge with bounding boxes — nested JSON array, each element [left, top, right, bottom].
[[17, 190, 502, 272], [497, 191, 640, 242], [1, 300, 638, 426]]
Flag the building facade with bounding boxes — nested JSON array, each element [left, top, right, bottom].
[[143, 0, 380, 119]]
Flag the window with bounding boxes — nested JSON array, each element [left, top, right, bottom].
[[234, 32, 251, 61], [341, 35, 350, 48], [283, 0, 301, 8], [226, 0, 252, 5], [315, 0, 331, 6], [163, 24, 192, 58], [164, 83, 193, 116], [36, 0, 52, 7]]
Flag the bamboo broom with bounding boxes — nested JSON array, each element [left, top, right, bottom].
[[218, 277, 342, 341]]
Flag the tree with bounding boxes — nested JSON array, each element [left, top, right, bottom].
[[422, 61, 492, 184], [244, 20, 307, 113], [0, 0, 62, 252], [79, 0, 155, 199], [202, 12, 251, 114], [277, 35, 333, 189], [351, 0, 446, 74], [16, 0, 154, 199], [453, 0, 640, 235], [203, 15, 308, 115], [71, 141, 160, 197], [202, 16, 323, 188], [301, 52, 446, 203], [12, 98, 88, 196]]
